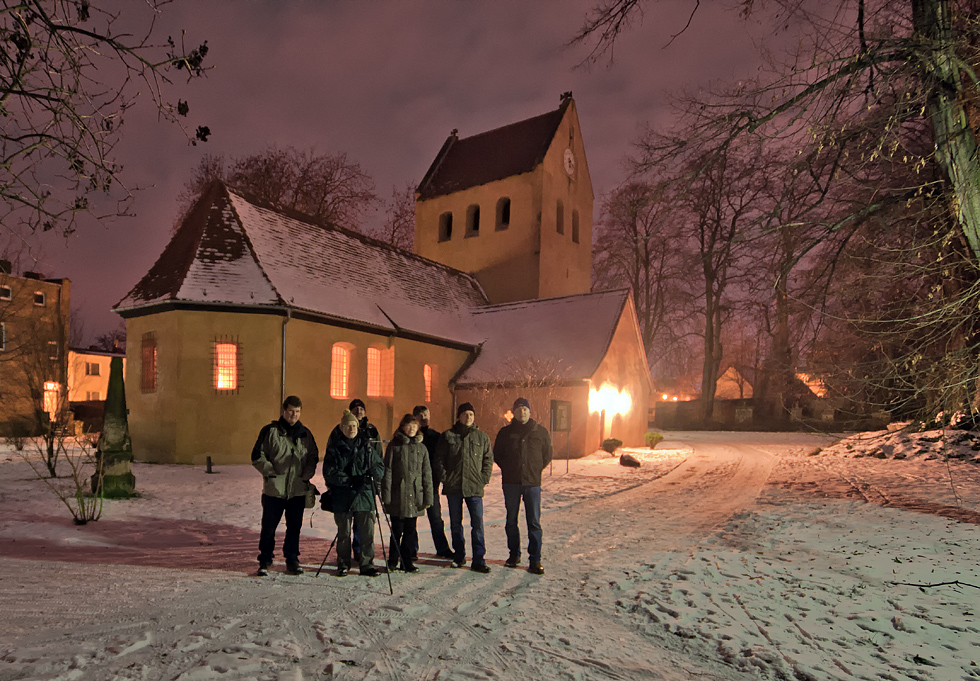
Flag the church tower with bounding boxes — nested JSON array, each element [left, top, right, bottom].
[[414, 94, 594, 304]]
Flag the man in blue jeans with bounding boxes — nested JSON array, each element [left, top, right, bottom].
[[493, 397, 552, 575], [413, 405, 454, 559], [434, 402, 494, 573]]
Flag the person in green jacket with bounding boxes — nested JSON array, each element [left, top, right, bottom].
[[381, 413, 434, 573], [323, 410, 385, 577], [251, 395, 319, 577], [434, 402, 493, 573]]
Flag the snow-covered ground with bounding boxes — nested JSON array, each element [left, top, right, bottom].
[[0, 428, 978, 680]]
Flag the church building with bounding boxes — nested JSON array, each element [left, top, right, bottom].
[[114, 96, 652, 464]]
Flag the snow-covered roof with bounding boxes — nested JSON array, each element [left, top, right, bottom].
[[115, 183, 488, 346], [454, 290, 630, 385]]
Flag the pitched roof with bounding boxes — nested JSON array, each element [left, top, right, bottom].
[[115, 183, 489, 346], [417, 99, 570, 200], [454, 289, 631, 386]]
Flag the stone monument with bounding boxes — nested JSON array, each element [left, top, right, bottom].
[[92, 356, 135, 497]]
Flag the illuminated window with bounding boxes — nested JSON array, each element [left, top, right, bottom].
[[214, 341, 239, 391], [382, 347, 395, 398], [366, 347, 382, 397], [141, 332, 157, 393], [43, 381, 60, 420], [423, 364, 432, 402], [330, 344, 351, 399]]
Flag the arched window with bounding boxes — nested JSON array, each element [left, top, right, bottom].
[[556, 199, 565, 235], [438, 212, 453, 242], [424, 363, 437, 403], [495, 197, 511, 231], [572, 209, 580, 244], [366, 347, 382, 397], [330, 343, 353, 399], [466, 204, 480, 237]]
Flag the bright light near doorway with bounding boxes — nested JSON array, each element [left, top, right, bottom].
[[588, 382, 632, 416]]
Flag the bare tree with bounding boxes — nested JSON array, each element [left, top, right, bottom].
[[364, 183, 416, 250], [593, 180, 692, 368], [574, 0, 980, 264], [1, 0, 210, 237], [93, 326, 126, 352], [574, 0, 980, 422], [177, 146, 378, 231]]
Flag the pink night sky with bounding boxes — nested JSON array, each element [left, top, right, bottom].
[[21, 0, 772, 343]]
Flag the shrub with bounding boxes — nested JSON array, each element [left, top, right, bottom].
[[600, 438, 622, 454], [644, 431, 664, 449]]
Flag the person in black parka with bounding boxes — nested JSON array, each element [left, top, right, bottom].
[[323, 409, 385, 577], [493, 396, 552, 575], [413, 404, 453, 559]]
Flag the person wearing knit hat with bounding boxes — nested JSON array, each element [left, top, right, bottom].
[[251, 395, 319, 576], [433, 403, 494, 573], [339, 398, 379, 562], [493, 396, 552, 575], [322, 408, 385, 577]]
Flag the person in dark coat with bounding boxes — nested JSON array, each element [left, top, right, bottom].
[[328, 398, 380, 561], [413, 404, 453, 559], [323, 409, 385, 577], [434, 402, 493, 573], [493, 397, 552, 575], [250, 395, 319, 576], [381, 413, 434, 572]]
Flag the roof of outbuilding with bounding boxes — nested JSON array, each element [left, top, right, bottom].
[[114, 182, 489, 346], [454, 289, 631, 385], [417, 99, 570, 200]]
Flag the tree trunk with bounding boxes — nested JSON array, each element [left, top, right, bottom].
[[913, 0, 980, 262]]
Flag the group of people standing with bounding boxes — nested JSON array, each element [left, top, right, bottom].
[[250, 395, 553, 578]]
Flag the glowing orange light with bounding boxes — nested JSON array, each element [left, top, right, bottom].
[[366, 347, 381, 397], [672, 396, 678, 402], [330, 345, 349, 399], [588, 382, 632, 416], [662, 393, 669, 400], [215, 343, 237, 390]]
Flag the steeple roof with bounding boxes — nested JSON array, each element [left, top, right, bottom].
[[417, 98, 571, 200]]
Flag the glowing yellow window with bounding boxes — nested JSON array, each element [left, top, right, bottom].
[[43, 381, 60, 420], [214, 343, 238, 390], [330, 344, 350, 399], [366, 347, 381, 397], [423, 364, 432, 403]]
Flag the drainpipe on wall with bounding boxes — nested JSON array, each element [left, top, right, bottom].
[[280, 307, 291, 405]]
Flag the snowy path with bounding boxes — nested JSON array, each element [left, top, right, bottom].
[[2, 431, 979, 680]]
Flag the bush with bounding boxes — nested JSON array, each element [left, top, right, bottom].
[[600, 438, 623, 454], [644, 431, 664, 448]]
